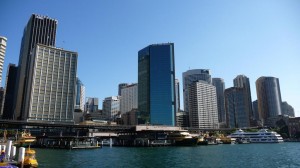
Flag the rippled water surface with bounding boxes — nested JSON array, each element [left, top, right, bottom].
[[36, 143, 300, 168]]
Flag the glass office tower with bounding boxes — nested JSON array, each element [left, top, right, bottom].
[[212, 78, 226, 123], [138, 43, 176, 126], [256, 76, 282, 124]]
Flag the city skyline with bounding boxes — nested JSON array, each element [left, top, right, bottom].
[[1, 1, 299, 116]]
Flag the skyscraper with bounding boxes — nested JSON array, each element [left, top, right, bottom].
[[120, 83, 138, 114], [188, 81, 219, 129], [23, 44, 77, 123], [75, 78, 85, 112], [256, 77, 282, 124], [212, 78, 226, 123], [182, 69, 211, 113], [225, 87, 250, 128], [138, 43, 176, 126], [175, 79, 180, 113], [0, 36, 7, 87], [14, 14, 58, 120], [233, 75, 253, 122], [2, 64, 18, 119]]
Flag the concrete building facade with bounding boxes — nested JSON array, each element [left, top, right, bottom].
[[120, 83, 138, 114], [188, 81, 219, 129], [183, 69, 211, 113], [103, 96, 120, 121], [0, 36, 7, 87], [24, 44, 77, 123], [13, 14, 58, 120]]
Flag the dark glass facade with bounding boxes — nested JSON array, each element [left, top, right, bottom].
[[212, 78, 226, 123], [225, 87, 250, 128], [138, 43, 176, 126], [256, 77, 282, 124], [2, 64, 18, 119], [233, 75, 254, 123]]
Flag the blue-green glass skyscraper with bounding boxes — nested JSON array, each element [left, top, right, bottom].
[[138, 43, 176, 126]]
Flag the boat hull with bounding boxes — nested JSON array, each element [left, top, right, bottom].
[[174, 138, 198, 146]]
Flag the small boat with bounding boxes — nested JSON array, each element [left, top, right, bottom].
[[197, 136, 208, 145], [22, 148, 38, 168], [15, 131, 36, 147], [205, 137, 218, 145], [219, 137, 232, 144], [168, 132, 198, 146]]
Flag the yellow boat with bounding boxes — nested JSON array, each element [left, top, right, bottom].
[[23, 148, 38, 168], [15, 131, 36, 147]]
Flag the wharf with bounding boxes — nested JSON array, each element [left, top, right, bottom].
[[35, 136, 100, 149]]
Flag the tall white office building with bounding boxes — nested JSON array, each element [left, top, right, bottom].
[[103, 96, 120, 121], [24, 44, 77, 123], [120, 83, 138, 114], [188, 81, 219, 129], [182, 69, 211, 113], [0, 36, 7, 86]]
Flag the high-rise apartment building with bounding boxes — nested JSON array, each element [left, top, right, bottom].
[[183, 69, 211, 113], [23, 44, 77, 123], [212, 78, 226, 123], [75, 78, 85, 112], [188, 81, 219, 129], [2, 64, 18, 119], [256, 77, 282, 124], [0, 36, 7, 87], [120, 83, 138, 114], [138, 43, 176, 126], [233, 75, 253, 121], [14, 14, 58, 120], [225, 87, 250, 128], [175, 79, 180, 113], [103, 96, 120, 121]]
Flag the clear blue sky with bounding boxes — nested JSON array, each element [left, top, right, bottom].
[[1, 0, 300, 116]]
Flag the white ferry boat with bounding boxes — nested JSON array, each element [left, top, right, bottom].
[[228, 129, 284, 143]]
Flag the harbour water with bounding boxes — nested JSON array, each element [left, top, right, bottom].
[[36, 142, 300, 168]]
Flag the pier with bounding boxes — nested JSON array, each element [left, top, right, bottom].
[[0, 120, 252, 148]]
